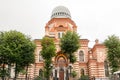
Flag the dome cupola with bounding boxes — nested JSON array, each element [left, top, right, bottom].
[[51, 6, 71, 19]]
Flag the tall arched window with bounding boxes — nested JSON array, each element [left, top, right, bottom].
[[39, 51, 43, 61], [104, 60, 109, 77], [39, 69, 43, 77], [79, 51, 84, 62]]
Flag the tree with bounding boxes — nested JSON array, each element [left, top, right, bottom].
[[0, 30, 35, 80], [19, 39, 35, 80], [104, 35, 120, 74], [60, 31, 80, 63], [0, 31, 11, 80], [41, 37, 56, 80]]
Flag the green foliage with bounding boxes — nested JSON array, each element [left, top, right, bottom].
[[60, 31, 80, 63], [70, 54, 76, 63], [79, 75, 89, 80], [41, 37, 56, 80], [60, 31, 80, 54], [0, 68, 9, 78], [71, 70, 77, 78], [104, 35, 120, 74], [34, 76, 43, 80], [41, 37, 56, 59], [0, 30, 35, 79]]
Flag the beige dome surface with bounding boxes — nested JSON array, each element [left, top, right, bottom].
[[51, 6, 71, 19]]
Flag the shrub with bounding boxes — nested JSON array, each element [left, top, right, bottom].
[[71, 71, 77, 78], [79, 75, 89, 80]]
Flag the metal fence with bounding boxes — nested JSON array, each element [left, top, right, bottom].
[[95, 78, 109, 80], [95, 77, 120, 80], [0, 78, 33, 80]]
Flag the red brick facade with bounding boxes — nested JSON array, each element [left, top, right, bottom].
[[18, 6, 107, 80]]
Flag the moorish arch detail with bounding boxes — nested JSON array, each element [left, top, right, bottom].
[[55, 53, 68, 66]]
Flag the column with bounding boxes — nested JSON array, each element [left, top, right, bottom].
[[57, 67, 59, 79], [64, 67, 66, 80], [53, 69, 55, 79]]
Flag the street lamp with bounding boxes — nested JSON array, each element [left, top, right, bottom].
[[50, 64, 53, 69], [69, 64, 73, 77]]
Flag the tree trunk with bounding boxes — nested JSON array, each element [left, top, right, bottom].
[[2, 64, 5, 80], [69, 54, 72, 63], [14, 63, 18, 80], [25, 65, 28, 80], [8, 63, 11, 80]]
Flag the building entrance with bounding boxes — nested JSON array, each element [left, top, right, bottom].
[[59, 68, 64, 80], [58, 57, 66, 80], [54, 54, 68, 80]]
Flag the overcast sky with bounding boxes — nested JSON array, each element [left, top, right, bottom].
[[0, 0, 120, 47]]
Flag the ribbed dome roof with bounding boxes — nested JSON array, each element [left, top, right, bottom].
[[51, 6, 71, 19]]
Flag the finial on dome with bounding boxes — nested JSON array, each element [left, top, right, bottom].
[[95, 39, 99, 44], [51, 6, 71, 19]]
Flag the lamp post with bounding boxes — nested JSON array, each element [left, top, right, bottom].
[[69, 63, 72, 80], [69, 64, 72, 76]]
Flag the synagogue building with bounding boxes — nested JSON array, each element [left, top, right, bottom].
[[18, 6, 108, 80]]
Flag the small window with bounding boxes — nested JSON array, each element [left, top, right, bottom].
[[58, 32, 64, 38]]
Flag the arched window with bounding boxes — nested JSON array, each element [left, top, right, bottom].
[[104, 60, 109, 77], [39, 69, 43, 77], [80, 68, 85, 76], [79, 51, 84, 62], [59, 25, 63, 27], [39, 51, 43, 61], [58, 57, 66, 67]]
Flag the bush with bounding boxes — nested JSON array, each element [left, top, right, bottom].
[[71, 71, 77, 78], [79, 75, 89, 80], [34, 76, 43, 80]]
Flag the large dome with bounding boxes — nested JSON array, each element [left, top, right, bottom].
[[51, 6, 71, 19]]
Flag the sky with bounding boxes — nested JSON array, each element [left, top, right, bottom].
[[0, 0, 120, 47]]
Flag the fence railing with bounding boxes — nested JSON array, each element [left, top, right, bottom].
[[95, 77, 109, 80], [95, 77, 120, 80]]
